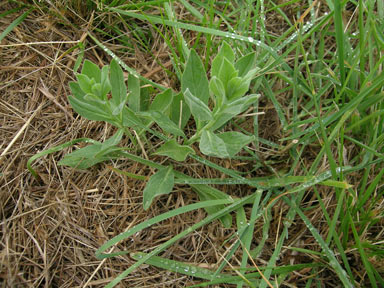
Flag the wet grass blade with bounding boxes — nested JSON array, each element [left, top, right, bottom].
[[107, 8, 281, 58], [103, 194, 256, 288], [333, 0, 345, 98], [261, 78, 288, 129], [130, 252, 233, 282], [287, 198, 354, 288], [188, 263, 321, 287], [87, 32, 167, 91], [96, 198, 234, 259], [179, 0, 203, 20]]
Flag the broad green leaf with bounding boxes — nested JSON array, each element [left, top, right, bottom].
[[181, 49, 209, 105], [58, 145, 121, 169], [110, 59, 127, 107], [99, 129, 124, 151], [169, 92, 191, 129], [209, 76, 226, 107], [184, 89, 212, 121], [219, 58, 238, 91], [58, 143, 109, 169], [100, 65, 111, 100], [91, 83, 103, 98], [199, 130, 229, 158], [211, 55, 224, 79], [226, 77, 250, 100], [149, 88, 173, 113], [219, 41, 235, 63], [217, 132, 254, 157], [143, 166, 175, 210], [122, 106, 144, 128], [140, 84, 151, 112], [137, 88, 172, 129], [153, 139, 195, 161], [226, 94, 260, 113], [211, 42, 235, 79], [81, 60, 101, 83], [243, 67, 260, 82], [191, 184, 232, 228], [69, 81, 86, 99], [68, 95, 113, 123], [58, 130, 123, 169], [137, 111, 185, 137], [69, 81, 114, 123], [111, 101, 127, 116], [210, 94, 260, 131], [127, 73, 141, 111], [76, 74, 93, 94], [235, 52, 257, 77], [83, 93, 107, 106]]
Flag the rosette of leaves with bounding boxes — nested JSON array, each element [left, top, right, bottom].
[[167, 41, 260, 159], [59, 42, 259, 210], [60, 59, 181, 169]]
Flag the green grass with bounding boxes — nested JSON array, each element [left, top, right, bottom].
[[23, 0, 384, 287], [0, 7, 33, 42]]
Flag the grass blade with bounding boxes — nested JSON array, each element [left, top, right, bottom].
[[349, 212, 378, 287], [27, 138, 98, 179], [103, 194, 256, 288], [0, 8, 33, 42], [286, 198, 354, 288], [87, 32, 166, 91]]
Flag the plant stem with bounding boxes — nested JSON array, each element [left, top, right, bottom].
[[184, 108, 222, 145]]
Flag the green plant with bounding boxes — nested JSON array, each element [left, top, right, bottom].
[[54, 42, 260, 210]]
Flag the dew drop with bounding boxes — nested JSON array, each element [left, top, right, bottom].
[[248, 36, 254, 42], [329, 259, 338, 268]]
